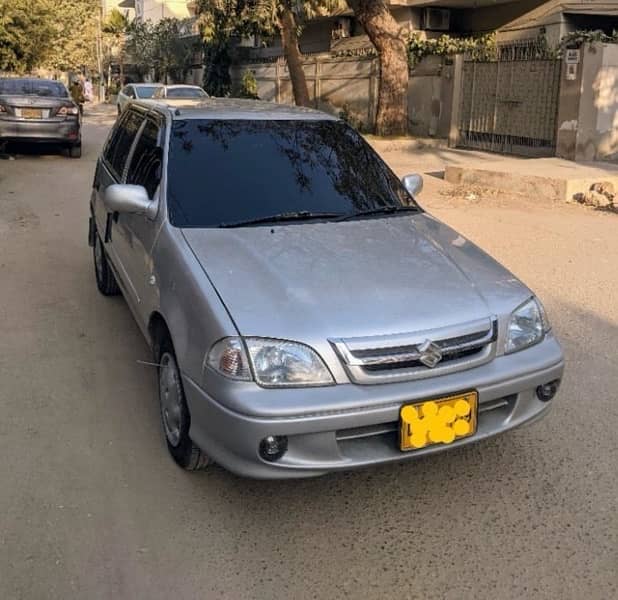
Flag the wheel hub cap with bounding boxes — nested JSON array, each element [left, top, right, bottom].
[[160, 353, 182, 447]]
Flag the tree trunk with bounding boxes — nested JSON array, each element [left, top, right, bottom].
[[278, 6, 311, 108], [348, 0, 409, 136], [117, 36, 124, 85]]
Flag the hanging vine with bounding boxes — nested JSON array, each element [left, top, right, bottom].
[[558, 29, 618, 50], [407, 32, 497, 67]]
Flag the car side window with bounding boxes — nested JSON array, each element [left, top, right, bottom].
[[128, 86, 136, 99], [104, 110, 144, 180], [121, 85, 129, 96], [126, 119, 162, 199], [102, 113, 126, 165]]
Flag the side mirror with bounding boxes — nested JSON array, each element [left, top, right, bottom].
[[104, 184, 151, 215], [402, 173, 423, 197]]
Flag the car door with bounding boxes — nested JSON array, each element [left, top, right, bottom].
[[93, 108, 145, 307], [112, 115, 165, 327]]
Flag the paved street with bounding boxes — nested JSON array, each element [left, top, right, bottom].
[[0, 106, 616, 600]]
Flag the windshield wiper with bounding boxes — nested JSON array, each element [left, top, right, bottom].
[[218, 211, 343, 228], [335, 205, 420, 222]]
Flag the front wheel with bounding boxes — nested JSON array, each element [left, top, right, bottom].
[[158, 338, 211, 471]]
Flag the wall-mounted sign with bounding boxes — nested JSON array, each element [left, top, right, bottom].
[[565, 49, 581, 65], [566, 63, 578, 81]]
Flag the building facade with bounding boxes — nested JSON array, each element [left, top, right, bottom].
[[133, 0, 192, 23], [245, 1, 618, 60]]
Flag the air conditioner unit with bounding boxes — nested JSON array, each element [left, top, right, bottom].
[[332, 17, 352, 40], [422, 8, 450, 31]]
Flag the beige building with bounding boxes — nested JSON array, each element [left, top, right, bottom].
[[133, 0, 193, 23], [499, 1, 618, 45]]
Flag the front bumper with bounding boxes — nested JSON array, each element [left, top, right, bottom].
[[183, 335, 564, 479], [0, 118, 80, 144]]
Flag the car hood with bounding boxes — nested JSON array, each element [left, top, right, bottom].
[[181, 214, 530, 341]]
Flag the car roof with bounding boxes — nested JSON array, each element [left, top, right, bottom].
[[131, 83, 163, 87], [164, 84, 202, 89], [133, 97, 339, 122]]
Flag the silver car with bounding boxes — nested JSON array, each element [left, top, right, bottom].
[[0, 78, 81, 157], [116, 83, 164, 115], [89, 99, 564, 478], [151, 84, 208, 101]]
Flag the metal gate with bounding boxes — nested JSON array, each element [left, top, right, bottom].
[[458, 43, 562, 156]]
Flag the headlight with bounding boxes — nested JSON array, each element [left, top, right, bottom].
[[207, 337, 334, 387], [505, 297, 550, 354]]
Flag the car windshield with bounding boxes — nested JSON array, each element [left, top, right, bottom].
[[167, 87, 206, 98], [135, 86, 160, 99], [167, 119, 417, 228], [0, 79, 68, 97]]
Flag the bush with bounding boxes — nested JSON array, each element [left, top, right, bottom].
[[238, 69, 259, 99]]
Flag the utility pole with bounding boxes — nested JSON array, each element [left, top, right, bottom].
[[96, 1, 105, 102]]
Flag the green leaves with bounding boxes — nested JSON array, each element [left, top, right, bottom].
[[126, 18, 198, 83], [0, 0, 101, 73], [559, 29, 618, 50], [407, 33, 497, 67], [0, 0, 55, 73], [102, 8, 129, 37]]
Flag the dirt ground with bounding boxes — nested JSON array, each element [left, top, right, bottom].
[[0, 105, 616, 600]]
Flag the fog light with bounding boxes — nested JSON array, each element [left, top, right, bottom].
[[259, 435, 288, 462], [536, 380, 560, 402]]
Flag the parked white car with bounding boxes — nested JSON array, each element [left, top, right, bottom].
[[151, 85, 208, 107], [116, 83, 163, 114]]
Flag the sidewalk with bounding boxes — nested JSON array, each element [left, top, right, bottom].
[[369, 138, 618, 204]]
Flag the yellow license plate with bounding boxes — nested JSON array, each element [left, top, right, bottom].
[[22, 108, 42, 119], [399, 391, 478, 451]]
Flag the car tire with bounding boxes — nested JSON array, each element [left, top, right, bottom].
[[93, 233, 120, 296], [68, 143, 82, 159], [157, 336, 211, 471]]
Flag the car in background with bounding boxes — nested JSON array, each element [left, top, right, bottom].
[[151, 84, 208, 106], [0, 77, 82, 157], [116, 83, 164, 114], [88, 99, 564, 478]]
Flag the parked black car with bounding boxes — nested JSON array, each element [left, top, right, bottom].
[[0, 78, 82, 158]]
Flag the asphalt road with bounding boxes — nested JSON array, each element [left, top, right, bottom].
[[0, 106, 616, 600]]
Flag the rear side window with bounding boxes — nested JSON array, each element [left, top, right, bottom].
[[126, 119, 162, 198], [103, 110, 144, 179]]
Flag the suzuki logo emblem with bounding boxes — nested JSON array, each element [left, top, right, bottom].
[[418, 339, 443, 368]]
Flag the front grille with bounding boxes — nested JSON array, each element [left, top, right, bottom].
[[330, 317, 497, 384]]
